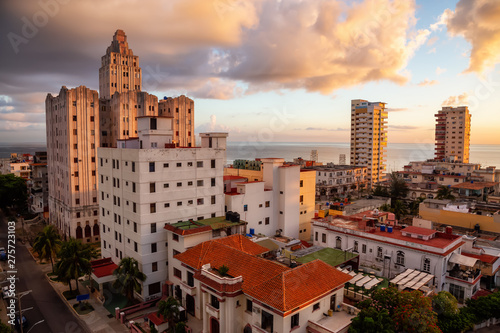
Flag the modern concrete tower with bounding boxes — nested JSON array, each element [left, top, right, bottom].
[[98, 29, 142, 99], [434, 106, 471, 163], [45, 86, 101, 241], [350, 99, 388, 188]]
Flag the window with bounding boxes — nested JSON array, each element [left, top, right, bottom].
[[449, 283, 465, 303], [176, 162, 182, 167], [197, 180, 204, 186], [211, 295, 220, 309], [177, 182, 182, 187], [335, 236, 342, 249], [187, 162, 193, 167], [75, 185, 79, 191], [313, 303, 320, 311], [211, 178, 216, 187], [132, 182, 136, 192], [291, 313, 299, 329], [187, 272, 194, 287], [164, 183, 169, 188], [150, 118, 157, 130], [173, 234, 179, 242], [74, 171, 79, 177], [150, 182, 155, 193], [362, 244, 367, 254], [173, 268, 182, 279], [132, 162, 135, 172], [177, 201, 182, 206], [246, 299, 253, 312], [354, 241, 359, 252], [150, 203, 156, 213], [244, 204, 248, 211], [75, 198, 80, 205], [396, 251, 405, 265], [133, 222, 137, 232], [300, 180, 303, 187], [152, 262, 158, 272], [211, 159, 216, 168], [322, 233, 326, 243], [265, 217, 270, 225], [261, 310, 273, 332], [197, 161, 203, 167], [265, 201, 270, 208], [163, 163, 169, 168], [315, 232, 318, 241], [149, 282, 161, 296], [133, 202, 137, 213], [377, 246, 383, 259], [423, 258, 431, 272], [164, 203, 170, 208], [211, 195, 216, 205], [151, 223, 156, 233], [300, 195, 304, 203], [151, 243, 157, 253], [149, 162, 155, 172], [197, 198, 204, 205]]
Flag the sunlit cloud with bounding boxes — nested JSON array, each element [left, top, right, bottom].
[[418, 78, 438, 86], [442, 93, 469, 106]]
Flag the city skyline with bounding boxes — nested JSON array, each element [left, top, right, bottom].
[[1, 0, 500, 145]]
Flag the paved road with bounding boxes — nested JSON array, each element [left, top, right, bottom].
[[0, 215, 88, 333]]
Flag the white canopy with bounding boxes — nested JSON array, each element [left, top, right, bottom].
[[449, 253, 479, 267]]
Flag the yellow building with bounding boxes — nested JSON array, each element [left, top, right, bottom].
[[350, 99, 387, 188]]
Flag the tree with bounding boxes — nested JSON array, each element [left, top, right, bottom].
[[409, 197, 424, 216], [33, 225, 61, 272], [113, 257, 147, 303], [436, 186, 455, 201], [432, 291, 458, 317], [392, 200, 409, 221], [349, 307, 394, 333], [157, 296, 180, 333], [0, 322, 13, 333], [0, 174, 27, 212], [394, 290, 441, 333], [372, 185, 390, 197], [388, 172, 409, 206], [56, 238, 95, 294]]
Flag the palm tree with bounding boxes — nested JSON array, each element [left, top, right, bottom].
[[56, 238, 95, 294], [388, 172, 409, 207], [113, 257, 147, 304], [392, 200, 409, 221], [33, 225, 61, 272], [436, 185, 455, 201], [157, 297, 180, 332]]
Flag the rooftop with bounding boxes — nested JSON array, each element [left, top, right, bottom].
[[91, 258, 118, 278], [295, 247, 358, 267], [164, 216, 246, 235], [452, 181, 499, 190]]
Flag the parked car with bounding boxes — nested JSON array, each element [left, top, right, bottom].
[[15, 315, 27, 331], [0, 247, 7, 261]]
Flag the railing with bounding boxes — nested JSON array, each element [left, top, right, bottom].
[[119, 297, 160, 320]]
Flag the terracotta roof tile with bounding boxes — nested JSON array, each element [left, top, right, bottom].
[[462, 252, 499, 265]]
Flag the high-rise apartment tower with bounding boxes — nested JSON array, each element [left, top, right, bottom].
[[434, 106, 471, 163]]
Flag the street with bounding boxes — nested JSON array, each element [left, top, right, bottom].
[[0, 215, 88, 333]]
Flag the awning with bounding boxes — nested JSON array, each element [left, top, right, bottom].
[[449, 253, 479, 267]]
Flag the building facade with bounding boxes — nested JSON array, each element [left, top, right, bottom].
[[434, 106, 471, 163], [46, 86, 101, 241], [158, 95, 195, 147], [350, 99, 387, 188], [98, 116, 227, 299]]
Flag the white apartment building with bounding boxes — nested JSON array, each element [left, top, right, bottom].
[[172, 234, 353, 333], [46, 86, 101, 241], [225, 158, 301, 239], [314, 165, 368, 198], [435, 106, 471, 163], [350, 99, 387, 188], [312, 216, 482, 302], [98, 115, 228, 299]]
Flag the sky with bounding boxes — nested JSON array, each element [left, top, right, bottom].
[[1, 0, 500, 145]]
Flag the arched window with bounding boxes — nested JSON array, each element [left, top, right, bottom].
[[377, 246, 383, 259], [93, 223, 100, 236], [396, 251, 405, 265], [243, 325, 252, 333], [423, 258, 431, 272], [84, 225, 91, 238], [75, 226, 83, 239], [335, 236, 342, 249]]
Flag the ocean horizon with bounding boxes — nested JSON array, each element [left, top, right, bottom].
[[1, 142, 499, 172]]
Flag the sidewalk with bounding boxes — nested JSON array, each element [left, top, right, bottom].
[[0, 265, 10, 326], [28, 244, 130, 333]]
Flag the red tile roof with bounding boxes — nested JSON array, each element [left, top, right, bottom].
[[175, 236, 351, 312], [223, 175, 248, 181], [247, 260, 351, 312], [452, 181, 498, 190], [91, 258, 118, 278], [462, 252, 499, 265]]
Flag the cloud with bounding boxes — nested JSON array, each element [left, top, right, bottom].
[[442, 93, 469, 106], [418, 78, 438, 86], [430, 9, 452, 31], [189, 78, 243, 100], [436, 67, 447, 75], [386, 107, 408, 112], [195, 114, 236, 133], [440, 0, 500, 73], [389, 125, 418, 130], [427, 36, 439, 46], [427, 47, 436, 54]]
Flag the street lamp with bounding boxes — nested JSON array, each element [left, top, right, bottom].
[[26, 319, 45, 333], [17, 290, 32, 333]]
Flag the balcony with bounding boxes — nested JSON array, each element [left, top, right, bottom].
[[446, 268, 481, 283], [180, 281, 196, 296], [205, 303, 219, 319]]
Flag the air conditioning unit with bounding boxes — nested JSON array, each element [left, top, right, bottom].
[[253, 307, 261, 314]]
